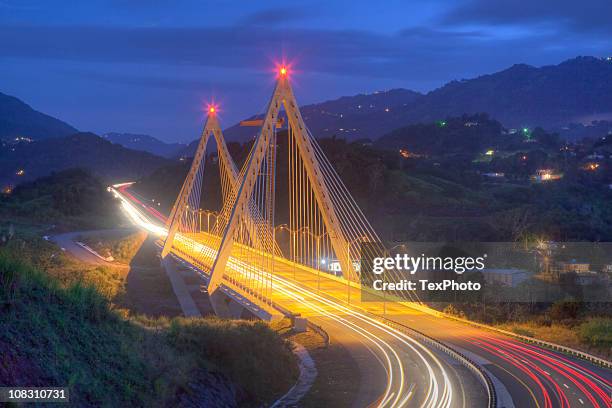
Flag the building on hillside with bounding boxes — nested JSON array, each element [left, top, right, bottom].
[[531, 169, 563, 182], [481, 268, 529, 287], [558, 261, 590, 273], [574, 271, 599, 285]]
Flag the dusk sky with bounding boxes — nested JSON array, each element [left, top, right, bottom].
[[1, 0, 610, 143]]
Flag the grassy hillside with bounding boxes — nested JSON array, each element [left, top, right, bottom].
[[0, 170, 298, 406], [0, 242, 298, 406]]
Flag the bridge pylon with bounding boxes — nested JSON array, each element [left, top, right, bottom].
[[161, 66, 418, 305], [162, 106, 279, 261], [162, 107, 225, 258], [207, 68, 360, 294]]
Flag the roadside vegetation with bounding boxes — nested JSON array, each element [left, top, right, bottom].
[[0, 240, 298, 406], [0, 169, 120, 231], [135, 117, 612, 242], [498, 318, 611, 358], [79, 230, 148, 264], [0, 170, 299, 406], [442, 297, 611, 359]]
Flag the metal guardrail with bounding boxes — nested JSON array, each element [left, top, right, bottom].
[[379, 316, 497, 408], [157, 242, 514, 406], [398, 301, 612, 370], [306, 321, 330, 348], [441, 312, 612, 370]]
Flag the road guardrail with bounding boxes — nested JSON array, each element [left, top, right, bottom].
[[379, 316, 497, 408]]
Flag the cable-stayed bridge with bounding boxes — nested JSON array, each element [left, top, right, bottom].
[[111, 67, 611, 408]]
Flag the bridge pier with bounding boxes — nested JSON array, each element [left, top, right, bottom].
[[209, 290, 247, 319], [160, 250, 284, 321], [160, 256, 203, 318]]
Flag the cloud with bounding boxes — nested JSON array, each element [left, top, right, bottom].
[[0, 25, 533, 75], [239, 6, 319, 26], [63, 68, 251, 92], [0, 20, 607, 88], [441, 0, 612, 35]]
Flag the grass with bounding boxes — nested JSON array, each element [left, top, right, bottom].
[[498, 319, 612, 360], [79, 230, 148, 264], [577, 318, 612, 348], [0, 243, 298, 406]]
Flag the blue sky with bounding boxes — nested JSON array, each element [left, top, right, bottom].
[[1, 0, 609, 142]]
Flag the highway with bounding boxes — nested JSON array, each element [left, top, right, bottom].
[[114, 184, 485, 407], [113, 184, 611, 408]]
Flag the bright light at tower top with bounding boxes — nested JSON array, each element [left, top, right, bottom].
[[274, 61, 293, 79], [206, 103, 218, 115]]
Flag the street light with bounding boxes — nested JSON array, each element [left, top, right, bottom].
[[204, 210, 218, 233], [346, 236, 367, 304], [298, 227, 331, 292], [275, 225, 331, 290], [197, 209, 219, 233]]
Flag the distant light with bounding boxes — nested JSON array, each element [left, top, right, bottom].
[[280, 66, 287, 76], [523, 128, 529, 133], [320, 259, 326, 265], [209, 106, 216, 114], [16, 169, 24, 176], [485, 149, 494, 156]]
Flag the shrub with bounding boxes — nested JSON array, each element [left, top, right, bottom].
[[578, 318, 612, 347], [443, 304, 466, 318], [511, 327, 535, 337], [167, 317, 298, 404], [0, 255, 20, 306], [549, 300, 581, 322], [1, 248, 297, 407]]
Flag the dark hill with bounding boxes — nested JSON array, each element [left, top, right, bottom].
[[221, 88, 423, 144], [0, 92, 77, 140], [214, 56, 612, 149], [0, 132, 172, 186], [395, 56, 612, 131], [103, 132, 185, 158]]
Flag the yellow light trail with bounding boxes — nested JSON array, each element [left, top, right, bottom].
[[112, 185, 455, 408]]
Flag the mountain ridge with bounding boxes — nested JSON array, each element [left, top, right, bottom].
[[0, 92, 77, 140], [103, 132, 185, 158], [216, 56, 612, 146], [0, 132, 172, 187]]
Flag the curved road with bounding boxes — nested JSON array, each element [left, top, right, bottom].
[[114, 184, 486, 407], [112, 184, 611, 408]]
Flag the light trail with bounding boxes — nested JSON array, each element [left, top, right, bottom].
[[112, 183, 612, 408], [111, 184, 457, 408], [468, 335, 611, 408]]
